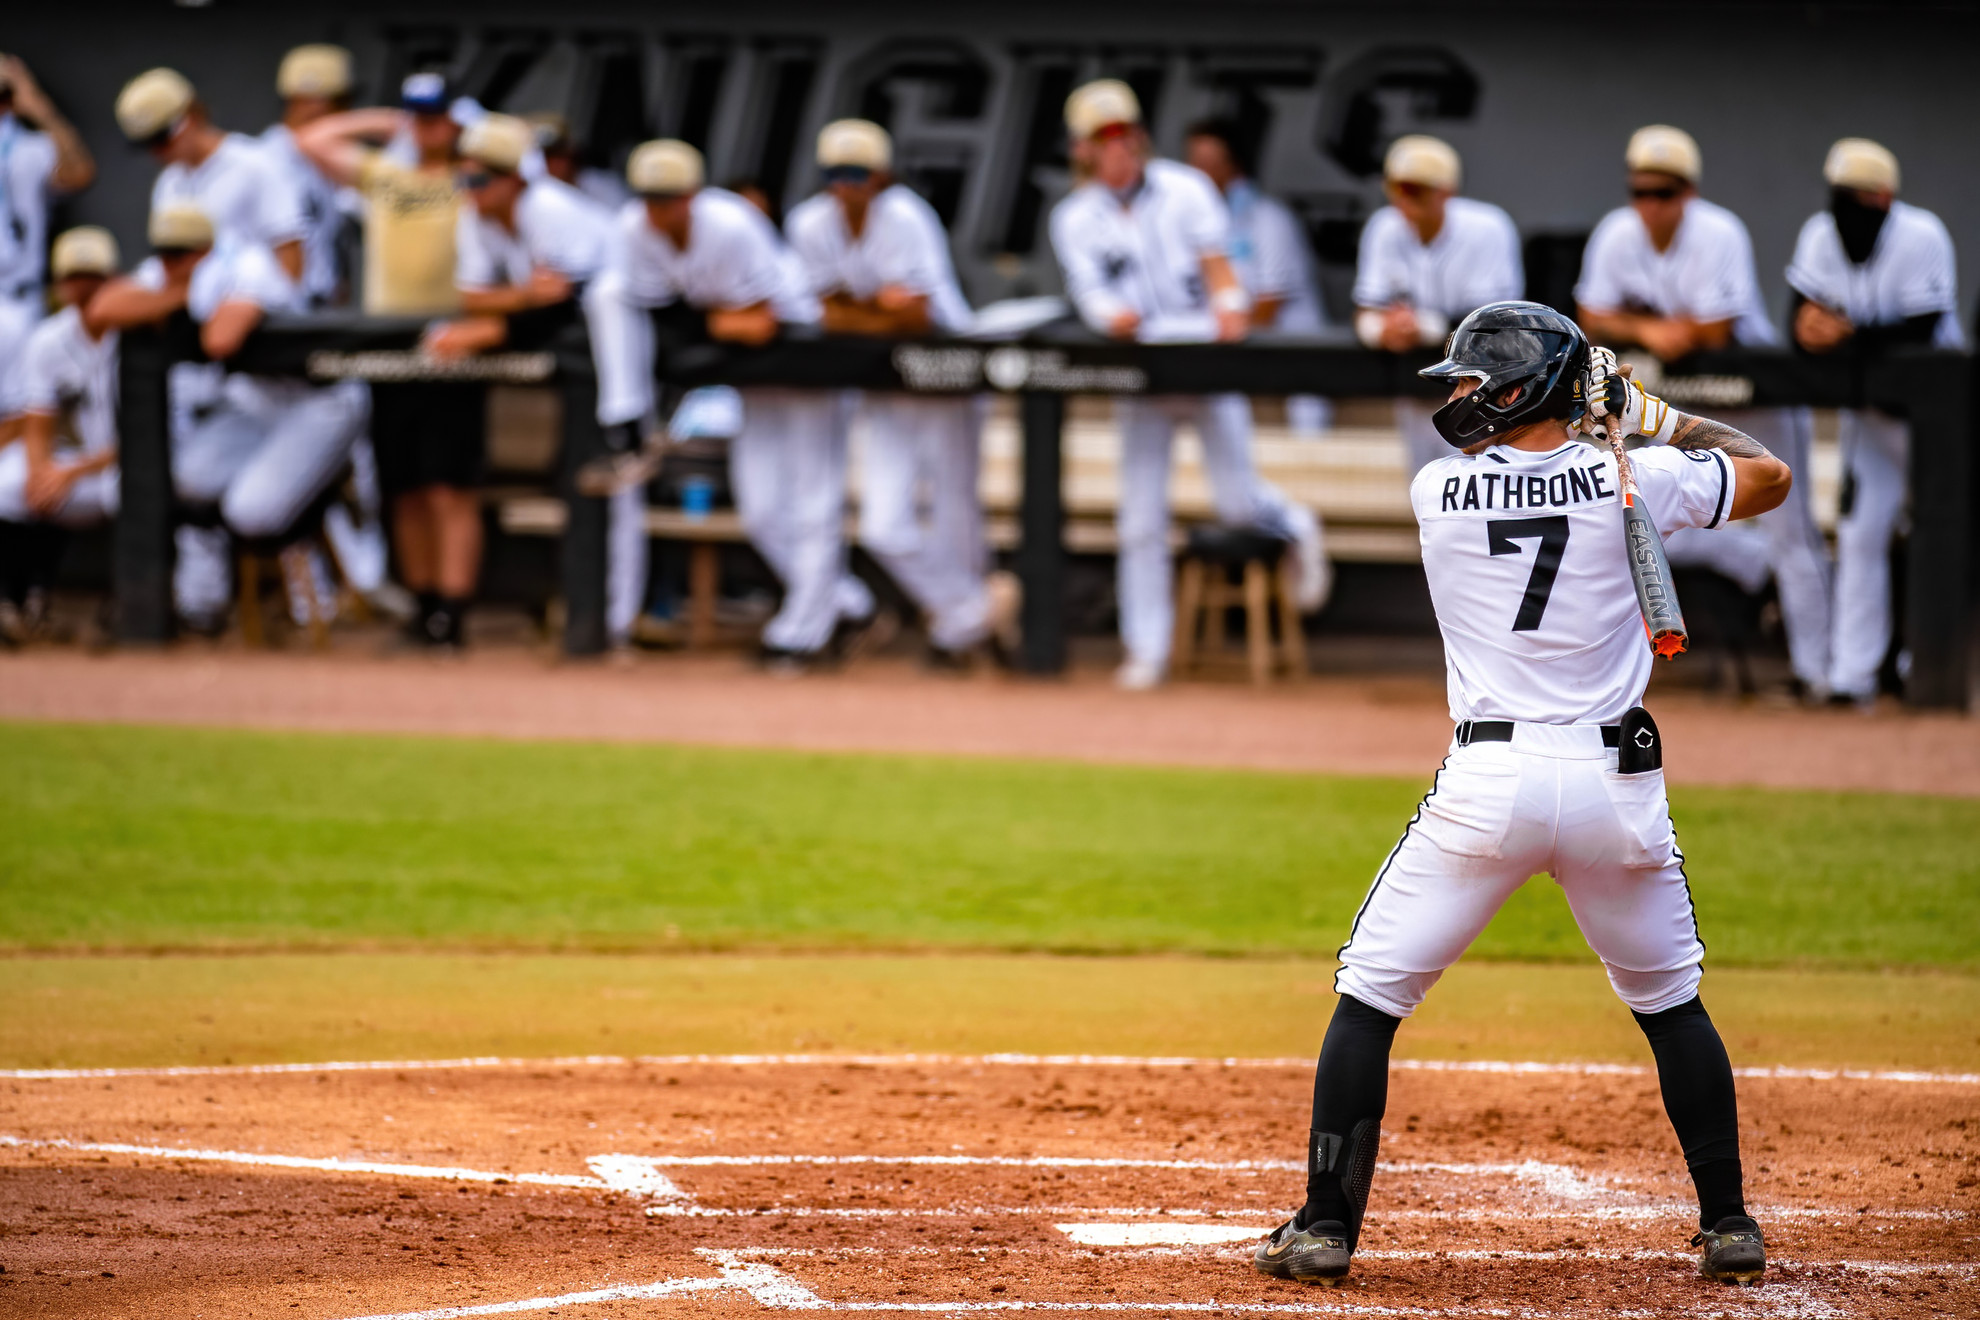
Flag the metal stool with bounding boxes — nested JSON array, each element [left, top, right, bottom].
[[1171, 524, 1307, 685]]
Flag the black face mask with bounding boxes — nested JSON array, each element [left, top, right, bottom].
[[1831, 187, 1889, 265]]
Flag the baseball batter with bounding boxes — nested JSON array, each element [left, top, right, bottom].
[[588, 139, 876, 666], [1786, 137, 1961, 706], [1049, 79, 1325, 690], [1254, 302, 1789, 1287], [1576, 125, 1832, 697], [1353, 136, 1523, 474], [786, 118, 1015, 665]]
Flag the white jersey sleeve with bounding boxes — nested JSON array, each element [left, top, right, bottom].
[[1351, 208, 1407, 309], [1632, 444, 1735, 538], [1448, 201, 1525, 312], [1170, 164, 1230, 259], [454, 208, 514, 291], [517, 178, 614, 283], [18, 311, 76, 414], [1887, 206, 1960, 326], [1245, 196, 1303, 300], [1573, 208, 1634, 313], [189, 243, 303, 323]]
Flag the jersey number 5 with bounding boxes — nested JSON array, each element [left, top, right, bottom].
[[1487, 516, 1570, 632]]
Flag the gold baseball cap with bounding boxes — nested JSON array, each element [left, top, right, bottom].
[[1384, 135, 1461, 191], [51, 226, 120, 279], [148, 202, 214, 251], [460, 114, 534, 174], [1064, 79, 1140, 141], [817, 119, 892, 172], [627, 139, 704, 196], [277, 44, 352, 99], [116, 68, 196, 143], [1824, 137, 1899, 194], [1625, 125, 1701, 184]]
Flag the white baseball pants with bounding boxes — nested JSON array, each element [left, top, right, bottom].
[[733, 387, 872, 654], [0, 446, 120, 526], [1828, 409, 1909, 700], [170, 381, 368, 621], [584, 275, 655, 430], [322, 435, 391, 594], [1115, 392, 1319, 672], [859, 393, 992, 650], [1337, 723, 1706, 1019]]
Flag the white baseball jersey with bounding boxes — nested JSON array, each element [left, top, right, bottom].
[[1225, 179, 1325, 334], [456, 175, 614, 290], [260, 122, 347, 304], [605, 189, 818, 324], [0, 112, 62, 300], [1577, 198, 1777, 345], [1413, 439, 1737, 724], [17, 305, 120, 455], [153, 133, 307, 254], [1353, 197, 1523, 318], [1050, 158, 1229, 341], [1785, 200, 1963, 347], [785, 183, 973, 332]]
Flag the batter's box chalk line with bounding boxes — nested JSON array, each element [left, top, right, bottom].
[[332, 1248, 1924, 1320], [4, 1052, 1976, 1085]]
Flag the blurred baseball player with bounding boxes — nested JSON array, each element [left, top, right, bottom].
[[1184, 118, 1332, 434], [90, 203, 366, 629], [589, 139, 878, 668], [0, 56, 96, 452], [1353, 136, 1523, 474], [1049, 79, 1326, 691], [1787, 138, 1960, 707], [262, 44, 355, 307], [786, 118, 1017, 667], [1254, 302, 1788, 1288], [1577, 125, 1831, 697], [117, 68, 306, 280], [0, 227, 118, 639]]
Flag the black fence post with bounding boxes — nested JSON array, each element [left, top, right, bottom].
[[1017, 390, 1066, 674], [1882, 353, 1974, 709], [112, 324, 175, 644], [558, 337, 610, 657]]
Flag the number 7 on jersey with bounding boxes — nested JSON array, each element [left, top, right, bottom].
[[1487, 516, 1570, 632]]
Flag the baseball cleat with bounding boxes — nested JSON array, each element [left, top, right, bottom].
[[1692, 1215, 1765, 1285], [1253, 1217, 1352, 1283]]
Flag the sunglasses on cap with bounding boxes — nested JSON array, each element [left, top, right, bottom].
[[1631, 184, 1683, 202], [1091, 122, 1135, 143], [1391, 180, 1436, 200], [822, 164, 873, 186], [459, 168, 504, 189]]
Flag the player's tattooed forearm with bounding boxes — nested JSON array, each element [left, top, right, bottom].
[[1668, 413, 1772, 458]]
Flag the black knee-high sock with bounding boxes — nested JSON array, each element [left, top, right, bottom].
[[1299, 994, 1402, 1233], [1632, 996, 1745, 1228]]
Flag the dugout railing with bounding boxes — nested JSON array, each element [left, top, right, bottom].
[[114, 319, 1976, 710]]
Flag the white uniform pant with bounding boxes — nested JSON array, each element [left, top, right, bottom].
[[732, 387, 872, 654], [1337, 724, 1705, 1019], [170, 382, 367, 622], [0, 446, 120, 526], [585, 275, 655, 429], [1395, 398, 1451, 475], [323, 435, 390, 594], [859, 393, 990, 650], [1829, 409, 1909, 699], [1115, 392, 1317, 671]]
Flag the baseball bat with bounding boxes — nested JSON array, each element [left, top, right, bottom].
[[1595, 411, 1689, 659]]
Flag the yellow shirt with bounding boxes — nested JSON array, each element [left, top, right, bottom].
[[358, 154, 460, 316]]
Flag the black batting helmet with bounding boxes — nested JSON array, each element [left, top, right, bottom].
[[1419, 301, 1591, 448]]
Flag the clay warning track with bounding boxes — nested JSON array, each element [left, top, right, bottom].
[[1, 1056, 1974, 1319]]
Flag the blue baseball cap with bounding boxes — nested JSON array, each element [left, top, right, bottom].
[[400, 72, 451, 114]]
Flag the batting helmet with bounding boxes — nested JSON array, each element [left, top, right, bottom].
[[1418, 301, 1591, 448]]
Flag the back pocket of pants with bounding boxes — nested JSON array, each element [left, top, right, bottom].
[[1417, 752, 1521, 859], [1601, 767, 1676, 868]]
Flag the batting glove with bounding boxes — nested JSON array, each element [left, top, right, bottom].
[[1583, 350, 1675, 443]]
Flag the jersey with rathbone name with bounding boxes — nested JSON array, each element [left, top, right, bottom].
[[1413, 439, 1735, 725]]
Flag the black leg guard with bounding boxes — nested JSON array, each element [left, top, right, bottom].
[[1299, 995, 1401, 1245], [1632, 995, 1746, 1229]]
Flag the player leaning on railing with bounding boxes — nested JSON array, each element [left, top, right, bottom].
[[1253, 301, 1788, 1288]]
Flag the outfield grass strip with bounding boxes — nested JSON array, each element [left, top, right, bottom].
[[7, 1051, 1977, 1086]]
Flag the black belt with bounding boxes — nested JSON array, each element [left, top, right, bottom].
[[1455, 720, 1621, 748]]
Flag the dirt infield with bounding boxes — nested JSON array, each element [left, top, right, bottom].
[[1, 649, 1975, 795], [2, 1055, 1974, 1319]]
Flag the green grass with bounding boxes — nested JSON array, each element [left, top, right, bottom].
[[1, 721, 1974, 967]]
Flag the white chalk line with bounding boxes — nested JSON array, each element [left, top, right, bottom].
[[333, 1249, 1950, 1320], [5, 1051, 1975, 1086], [7, 1133, 1964, 1226]]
